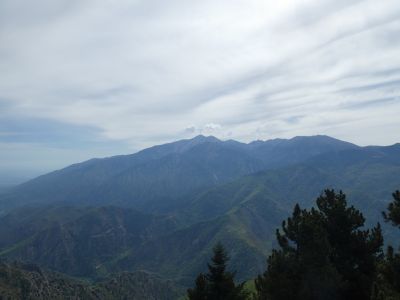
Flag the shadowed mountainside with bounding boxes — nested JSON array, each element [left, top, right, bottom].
[[0, 261, 182, 300], [0, 142, 398, 286], [0, 135, 357, 213]]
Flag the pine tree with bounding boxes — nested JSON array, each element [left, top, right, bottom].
[[255, 203, 340, 300], [187, 243, 248, 300], [187, 273, 208, 300], [383, 190, 400, 226], [373, 246, 400, 300], [316, 190, 383, 299], [375, 190, 400, 298], [255, 189, 383, 300]]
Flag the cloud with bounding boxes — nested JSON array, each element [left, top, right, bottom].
[[184, 123, 222, 136], [0, 0, 400, 176], [185, 125, 197, 134]]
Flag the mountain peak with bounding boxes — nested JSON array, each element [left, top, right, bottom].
[[288, 135, 359, 147], [191, 135, 220, 142]]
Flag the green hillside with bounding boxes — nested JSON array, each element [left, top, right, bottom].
[[0, 137, 398, 294], [0, 135, 357, 214], [0, 261, 182, 299], [0, 206, 179, 278]]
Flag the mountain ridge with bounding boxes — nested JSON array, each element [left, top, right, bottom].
[[0, 134, 398, 290], [2, 148, 397, 285], [0, 134, 359, 213]]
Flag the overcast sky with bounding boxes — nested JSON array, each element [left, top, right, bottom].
[[1, 0, 400, 181]]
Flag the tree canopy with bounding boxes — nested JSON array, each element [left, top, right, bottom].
[[187, 243, 248, 300], [383, 190, 400, 227], [373, 190, 400, 299], [189, 189, 400, 300], [255, 189, 383, 300]]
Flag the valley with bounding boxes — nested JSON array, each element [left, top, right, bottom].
[[0, 135, 399, 298]]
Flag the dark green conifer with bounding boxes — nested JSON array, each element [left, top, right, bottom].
[[187, 273, 208, 300], [375, 190, 400, 298], [187, 243, 248, 300], [316, 190, 383, 299], [383, 190, 400, 226], [255, 189, 383, 300]]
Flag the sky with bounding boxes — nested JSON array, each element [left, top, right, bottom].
[[1, 0, 400, 182]]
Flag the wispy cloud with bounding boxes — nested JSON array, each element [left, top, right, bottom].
[[0, 0, 400, 176]]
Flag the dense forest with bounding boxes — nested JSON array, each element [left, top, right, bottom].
[[188, 190, 400, 300]]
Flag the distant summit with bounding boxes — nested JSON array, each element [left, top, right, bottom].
[[187, 134, 357, 148], [191, 134, 220, 142], [0, 134, 399, 287], [0, 134, 360, 213]]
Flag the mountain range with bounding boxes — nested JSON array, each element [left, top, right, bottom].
[[0, 135, 357, 213], [0, 135, 399, 296]]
